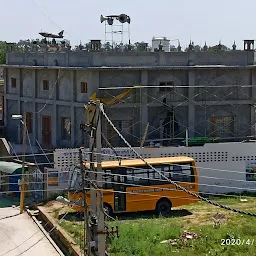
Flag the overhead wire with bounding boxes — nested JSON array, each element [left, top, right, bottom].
[[0, 152, 53, 159], [36, 139, 53, 168], [71, 166, 256, 191], [101, 83, 256, 144], [100, 102, 256, 216], [1, 158, 256, 201], [57, 149, 256, 176], [0, 189, 81, 256], [30, 0, 63, 31], [2, 143, 256, 178], [0, 186, 255, 203], [83, 177, 256, 203], [1, 150, 255, 180], [0, 154, 254, 183], [2, 162, 256, 191], [8, 142, 19, 160], [34, 69, 61, 114]]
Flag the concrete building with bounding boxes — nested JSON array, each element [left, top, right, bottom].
[[2, 40, 256, 149]]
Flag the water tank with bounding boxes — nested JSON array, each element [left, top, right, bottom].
[[152, 37, 170, 52]]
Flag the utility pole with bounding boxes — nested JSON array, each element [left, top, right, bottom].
[[87, 99, 97, 256], [95, 100, 106, 255], [89, 100, 97, 216], [86, 100, 106, 256], [79, 147, 91, 256]]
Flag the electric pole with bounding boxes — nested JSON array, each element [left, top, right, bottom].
[[79, 147, 91, 256], [95, 100, 106, 256], [86, 100, 106, 256]]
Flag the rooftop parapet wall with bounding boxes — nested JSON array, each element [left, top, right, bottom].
[[6, 50, 255, 67]]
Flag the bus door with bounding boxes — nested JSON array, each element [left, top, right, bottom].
[[112, 168, 126, 212]]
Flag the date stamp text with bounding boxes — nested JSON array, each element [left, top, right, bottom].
[[221, 239, 254, 246]]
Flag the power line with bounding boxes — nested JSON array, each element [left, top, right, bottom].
[[0, 152, 53, 160], [3, 167, 256, 192], [30, 0, 63, 31], [55, 149, 256, 175], [1, 178, 256, 201], [100, 102, 256, 217], [73, 167, 256, 192], [0, 190, 81, 256], [34, 69, 61, 114], [2, 158, 256, 186], [36, 139, 53, 168], [99, 81, 256, 143], [1, 186, 256, 212], [1, 156, 255, 185]]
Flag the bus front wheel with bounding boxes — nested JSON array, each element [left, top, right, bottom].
[[156, 199, 172, 215]]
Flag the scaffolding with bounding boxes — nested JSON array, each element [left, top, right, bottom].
[[96, 83, 256, 147], [101, 14, 131, 47]]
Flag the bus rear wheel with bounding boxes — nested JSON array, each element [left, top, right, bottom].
[[103, 203, 113, 218], [156, 199, 172, 215]]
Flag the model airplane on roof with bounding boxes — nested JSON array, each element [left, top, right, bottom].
[[39, 30, 64, 39]]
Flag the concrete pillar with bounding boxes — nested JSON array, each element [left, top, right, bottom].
[[66, 51, 69, 67], [32, 69, 37, 145], [71, 70, 76, 147], [4, 68, 7, 129], [17, 69, 22, 143], [251, 69, 256, 136], [158, 51, 166, 66], [92, 71, 100, 92], [188, 70, 195, 137], [52, 70, 58, 147], [140, 70, 148, 142], [43, 51, 48, 66]]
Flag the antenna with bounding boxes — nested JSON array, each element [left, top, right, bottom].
[[100, 14, 131, 47]]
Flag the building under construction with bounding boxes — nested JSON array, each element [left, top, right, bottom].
[[2, 39, 256, 148]]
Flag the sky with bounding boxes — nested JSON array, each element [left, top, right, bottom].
[[1, 0, 256, 50]]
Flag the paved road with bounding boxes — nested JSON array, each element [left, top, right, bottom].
[[0, 207, 61, 256]]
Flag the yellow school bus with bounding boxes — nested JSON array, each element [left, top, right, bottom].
[[68, 156, 199, 215]]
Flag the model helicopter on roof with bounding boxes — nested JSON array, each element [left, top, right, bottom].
[[39, 30, 64, 39]]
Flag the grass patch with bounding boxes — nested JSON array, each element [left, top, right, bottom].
[[55, 197, 256, 256], [109, 217, 182, 256], [59, 218, 85, 249]]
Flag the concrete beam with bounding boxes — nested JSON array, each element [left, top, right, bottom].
[[188, 70, 195, 137], [71, 70, 76, 147], [32, 69, 37, 145], [140, 70, 148, 141]]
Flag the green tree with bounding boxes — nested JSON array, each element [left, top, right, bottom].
[[208, 44, 231, 52], [170, 45, 177, 52], [0, 41, 7, 64]]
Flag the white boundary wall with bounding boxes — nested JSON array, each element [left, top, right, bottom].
[[54, 142, 256, 194]]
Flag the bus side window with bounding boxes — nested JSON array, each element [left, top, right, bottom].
[[171, 163, 195, 182], [126, 169, 134, 185], [182, 164, 195, 182], [151, 166, 169, 185], [171, 164, 183, 181], [133, 168, 149, 186], [162, 165, 170, 179], [103, 169, 112, 189], [152, 166, 161, 184]]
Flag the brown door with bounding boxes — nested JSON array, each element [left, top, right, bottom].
[[42, 115, 52, 147]]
